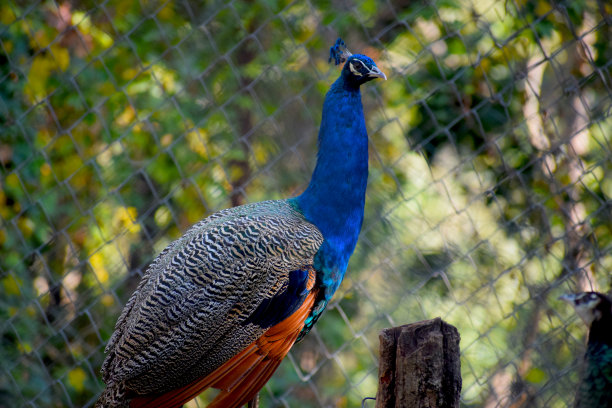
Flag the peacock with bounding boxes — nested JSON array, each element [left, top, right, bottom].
[[95, 38, 386, 408], [560, 292, 612, 408]]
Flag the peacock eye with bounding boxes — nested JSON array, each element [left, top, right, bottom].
[[349, 61, 364, 77]]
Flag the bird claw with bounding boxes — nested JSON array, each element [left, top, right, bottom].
[[329, 37, 352, 65]]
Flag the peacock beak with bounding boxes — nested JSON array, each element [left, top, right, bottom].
[[368, 66, 387, 80]]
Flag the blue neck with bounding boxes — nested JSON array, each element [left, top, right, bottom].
[[291, 75, 369, 298]]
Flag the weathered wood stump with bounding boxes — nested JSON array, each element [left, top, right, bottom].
[[375, 318, 461, 408]]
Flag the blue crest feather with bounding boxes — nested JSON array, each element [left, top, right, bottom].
[[329, 37, 351, 66]]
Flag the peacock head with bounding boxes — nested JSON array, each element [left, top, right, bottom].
[[329, 38, 386, 86], [560, 292, 612, 327]]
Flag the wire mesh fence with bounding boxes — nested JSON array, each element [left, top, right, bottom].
[[1, 0, 610, 407]]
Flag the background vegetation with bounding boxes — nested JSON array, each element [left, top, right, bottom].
[[1, 0, 610, 407]]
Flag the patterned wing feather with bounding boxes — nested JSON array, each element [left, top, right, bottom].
[[130, 279, 317, 408], [100, 200, 323, 399]]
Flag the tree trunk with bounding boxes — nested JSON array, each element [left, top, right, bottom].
[[375, 318, 461, 408]]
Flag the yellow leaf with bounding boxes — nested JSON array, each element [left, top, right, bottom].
[[26, 55, 53, 100], [154, 206, 172, 228], [121, 67, 139, 81], [116, 106, 135, 127], [152, 65, 177, 94], [50, 44, 70, 71], [25, 45, 70, 101], [5, 173, 19, 188], [535, 0, 552, 15], [71, 11, 87, 28], [17, 216, 35, 238], [158, 1, 175, 20], [91, 26, 113, 49], [161, 133, 173, 147], [0, 5, 16, 24], [89, 252, 109, 284], [67, 367, 87, 393], [525, 367, 547, 383], [253, 143, 268, 165], [18, 341, 32, 354], [187, 128, 209, 158], [126, 206, 138, 220], [2, 275, 21, 296], [40, 162, 51, 177], [112, 206, 140, 234], [101, 294, 114, 307]]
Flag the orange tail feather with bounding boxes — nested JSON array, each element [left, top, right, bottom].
[[130, 290, 316, 408]]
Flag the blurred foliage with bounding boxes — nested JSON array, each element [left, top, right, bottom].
[[1, 0, 611, 407]]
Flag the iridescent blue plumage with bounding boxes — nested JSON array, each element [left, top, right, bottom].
[[291, 42, 386, 335], [329, 38, 350, 65]]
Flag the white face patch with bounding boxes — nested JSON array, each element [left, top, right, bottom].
[[575, 305, 600, 326], [573, 293, 602, 326]]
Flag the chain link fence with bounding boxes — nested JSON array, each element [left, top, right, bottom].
[[1, 0, 611, 407]]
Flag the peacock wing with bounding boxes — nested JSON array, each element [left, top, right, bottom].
[[100, 200, 323, 397]]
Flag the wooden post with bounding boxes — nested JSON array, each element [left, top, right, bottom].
[[375, 318, 461, 408]]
